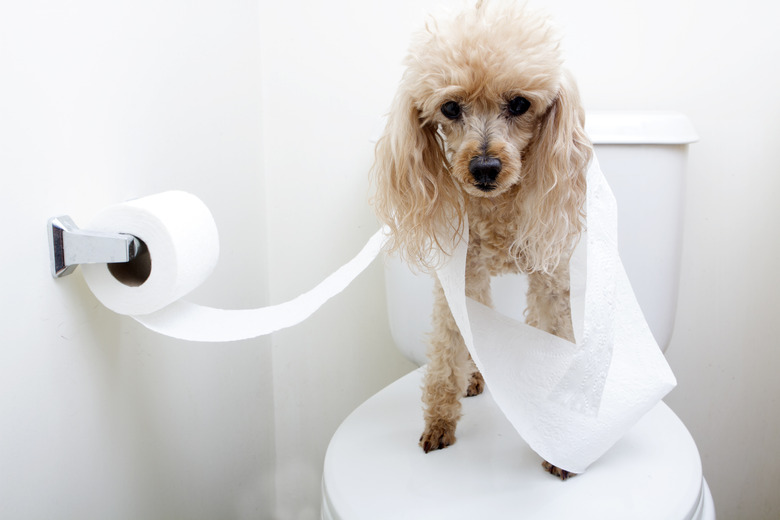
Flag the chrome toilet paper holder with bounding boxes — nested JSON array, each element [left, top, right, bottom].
[[47, 216, 142, 278]]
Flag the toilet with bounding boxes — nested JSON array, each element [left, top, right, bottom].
[[321, 112, 716, 519]]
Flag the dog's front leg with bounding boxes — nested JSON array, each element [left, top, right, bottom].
[[419, 278, 470, 452], [420, 260, 490, 452]]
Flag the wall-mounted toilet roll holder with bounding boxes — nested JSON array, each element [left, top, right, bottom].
[[47, 216, 142, 278]]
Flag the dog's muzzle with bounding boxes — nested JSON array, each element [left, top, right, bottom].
[[468, 156, 502, 192]]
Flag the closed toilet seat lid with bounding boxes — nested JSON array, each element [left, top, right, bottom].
[[323, 367, 708, 520]]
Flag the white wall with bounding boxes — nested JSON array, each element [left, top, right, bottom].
[[2, 1, 779, 519], [0, 1, 275, 518]]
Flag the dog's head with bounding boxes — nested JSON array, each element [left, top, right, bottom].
[[372, 2, 592, 272]]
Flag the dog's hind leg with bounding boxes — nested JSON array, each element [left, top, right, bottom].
[[525, 260, 574, 342], [462, 250, 492, 398], [466, 369, 485, 397], [527, 260, 578, 480]]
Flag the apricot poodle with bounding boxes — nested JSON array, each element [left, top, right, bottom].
[[371, 1, 592, 480]]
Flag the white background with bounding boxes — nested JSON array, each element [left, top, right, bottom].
[[1, 0, 779, 519]]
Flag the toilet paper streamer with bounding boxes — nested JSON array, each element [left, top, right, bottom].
[[79, 157, 675, 473], [436, 157, 676, 473]]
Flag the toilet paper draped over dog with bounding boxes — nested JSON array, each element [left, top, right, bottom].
[[78, 157, 675, 473], [435, 158, 676, 473]]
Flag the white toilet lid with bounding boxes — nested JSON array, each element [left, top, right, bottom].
[[322, 368, 713, 520]]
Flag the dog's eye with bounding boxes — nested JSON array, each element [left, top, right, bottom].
[[508, 96, 531, 116], [441, 101, 462, 120]]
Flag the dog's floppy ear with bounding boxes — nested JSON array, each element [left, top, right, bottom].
[[516, 70, 592, 273], [371, 81, 462, 268]]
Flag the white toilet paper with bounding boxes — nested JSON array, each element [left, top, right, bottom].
[[77, 156, 675, 473], [133, 229, 387, 342], [81, 191, 220, 316], [435, 158, 676, 473]]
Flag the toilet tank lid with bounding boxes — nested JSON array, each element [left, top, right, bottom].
[[585, 111, 699, 145]]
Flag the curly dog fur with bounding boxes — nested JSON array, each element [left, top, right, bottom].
[[371, 2, 592, 479]]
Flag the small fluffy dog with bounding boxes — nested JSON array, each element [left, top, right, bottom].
[[371, 2, 592, 480]]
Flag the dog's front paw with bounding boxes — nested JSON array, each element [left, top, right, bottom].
[[419, 420, 457, 453], [542, 460, 577, 481], [466, 371, 485, 397]]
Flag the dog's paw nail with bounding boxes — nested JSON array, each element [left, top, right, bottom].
[[420, 422, 456, 453], [466, 371, 485, 397], [542, 461, 576, 481]]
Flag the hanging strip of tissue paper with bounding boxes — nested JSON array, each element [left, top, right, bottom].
[[79, 156, 675, 473], [80, 191, 387, 342], [435, 157, 676, 473]]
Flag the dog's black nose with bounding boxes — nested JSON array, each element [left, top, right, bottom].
[[468, 156, 502, 189]]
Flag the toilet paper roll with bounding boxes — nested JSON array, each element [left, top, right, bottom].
[[81, 191, 220, 316]]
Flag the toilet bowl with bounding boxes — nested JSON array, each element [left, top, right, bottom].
[[321, 112, 715, 519]]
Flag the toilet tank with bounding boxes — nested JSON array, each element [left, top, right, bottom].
[[587, 111, 697, 352], [384, 111, 697, 366]]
